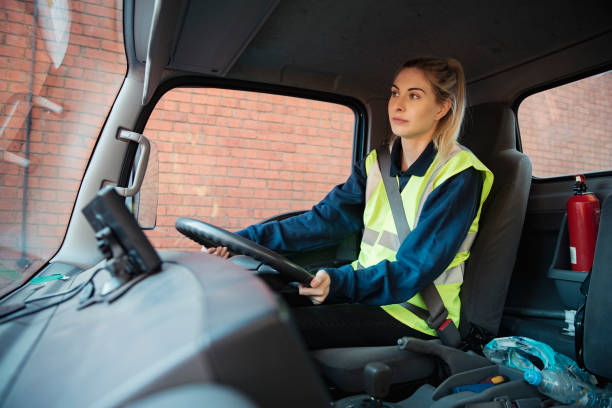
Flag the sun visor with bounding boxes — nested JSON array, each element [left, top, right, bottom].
[[169, 0, 279, 76], [141, 0, 279, 105]]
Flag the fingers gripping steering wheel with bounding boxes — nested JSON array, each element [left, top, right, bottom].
[[175, 217, 313, 285]]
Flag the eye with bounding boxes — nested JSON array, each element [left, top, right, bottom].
[[390, 89, 399, 97], [409, 92, 421, 100]]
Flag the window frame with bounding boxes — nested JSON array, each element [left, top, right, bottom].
[[117, 76, 368, 218], [512, 64, 612, 183]]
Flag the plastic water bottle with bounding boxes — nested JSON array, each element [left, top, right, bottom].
[[484, 336, 597, 385], [524, 369, 611, 407]]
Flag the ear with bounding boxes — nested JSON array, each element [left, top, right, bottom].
[[435, 99, 451, 120]]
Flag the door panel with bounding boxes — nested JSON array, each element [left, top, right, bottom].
[[502, 175, 612, 357]]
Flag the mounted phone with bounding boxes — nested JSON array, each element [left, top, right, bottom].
[[82, 185, 161, 275]]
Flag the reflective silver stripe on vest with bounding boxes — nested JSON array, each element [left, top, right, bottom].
[[362, 227, 379, 246], [379, 230, 401, 251], [434, 263, 464, 285], [430, 227, 475, 285], [363, 228, 403, 251], [459, 231, 477, 254]]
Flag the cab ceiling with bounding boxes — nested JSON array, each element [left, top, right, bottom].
[[144, 0, 612, 103]]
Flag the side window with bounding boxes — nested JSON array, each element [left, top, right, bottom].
[[518, 71, 611, 178], [143, 88, 355, 250]]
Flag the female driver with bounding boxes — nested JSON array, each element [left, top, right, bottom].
[[209, 57, 493, 349]]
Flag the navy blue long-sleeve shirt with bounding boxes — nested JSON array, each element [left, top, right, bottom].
[[236, 140, 483, 306]]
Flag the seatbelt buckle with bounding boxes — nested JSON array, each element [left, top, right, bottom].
[[425, 307, 448, 330], [436, 319, 461, 348]]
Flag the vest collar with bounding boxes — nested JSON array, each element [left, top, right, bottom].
[[389, 138, 437, 177]]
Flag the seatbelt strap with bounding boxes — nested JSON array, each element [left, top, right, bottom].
[[377, 146, 461, 348]]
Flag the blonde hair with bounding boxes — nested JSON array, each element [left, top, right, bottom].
[[393, 57, 466, 161]]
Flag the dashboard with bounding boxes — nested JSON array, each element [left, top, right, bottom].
[[0, 252, 330, 407]]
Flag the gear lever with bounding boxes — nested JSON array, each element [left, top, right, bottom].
[[363, 362, 392, 407]]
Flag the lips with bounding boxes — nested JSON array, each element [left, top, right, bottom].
[[392, 117, 408, 124]]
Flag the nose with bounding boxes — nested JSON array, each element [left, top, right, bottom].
[[393, 96, 405, 112]]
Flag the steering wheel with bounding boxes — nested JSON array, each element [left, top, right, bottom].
[[175, 217, 313, 285]]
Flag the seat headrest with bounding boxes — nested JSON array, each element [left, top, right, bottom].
[[459, 103, 517, 161]]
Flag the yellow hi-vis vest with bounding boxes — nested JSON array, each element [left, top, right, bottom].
[[351, 142, 494, 336]]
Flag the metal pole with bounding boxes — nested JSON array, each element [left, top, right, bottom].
[[17, 1, 38, 269]]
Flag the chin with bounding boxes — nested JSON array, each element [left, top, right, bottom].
[[390, 127, 410, 138], [393, 132, 416, 139]]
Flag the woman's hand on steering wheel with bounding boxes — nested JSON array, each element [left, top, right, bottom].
[[176, 218, 313, 285], [204, 245, 230, 259], [299, 270, 330, 304], [206, 242, 330, 304]]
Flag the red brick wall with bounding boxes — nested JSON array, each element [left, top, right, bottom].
[[0, 0, 125, 290], [142, 88, 355, 251], [519, 72, 612, 178]]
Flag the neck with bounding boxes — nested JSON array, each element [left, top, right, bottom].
[[400, 136, 433, 171]]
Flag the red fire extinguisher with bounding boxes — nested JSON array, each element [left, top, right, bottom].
[[567, 175, 600, 272]]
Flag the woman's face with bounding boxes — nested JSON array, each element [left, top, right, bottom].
[[388, 67, 449, 142]]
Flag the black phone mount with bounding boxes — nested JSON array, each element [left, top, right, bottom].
[[94, 226, 137, 295], [82, 186, 161, 296]]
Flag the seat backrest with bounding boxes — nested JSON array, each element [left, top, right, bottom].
[[582, 194, 612, 380], [457, 103, 532, 336]]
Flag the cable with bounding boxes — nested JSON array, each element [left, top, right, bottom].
[[0, 268, 105, 325], [24, 281, 88, 304]]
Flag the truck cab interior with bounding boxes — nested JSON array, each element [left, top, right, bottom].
[[0, 1, 611, 407]]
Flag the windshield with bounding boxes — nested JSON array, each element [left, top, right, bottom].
[[0, 0, 126, 295]]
